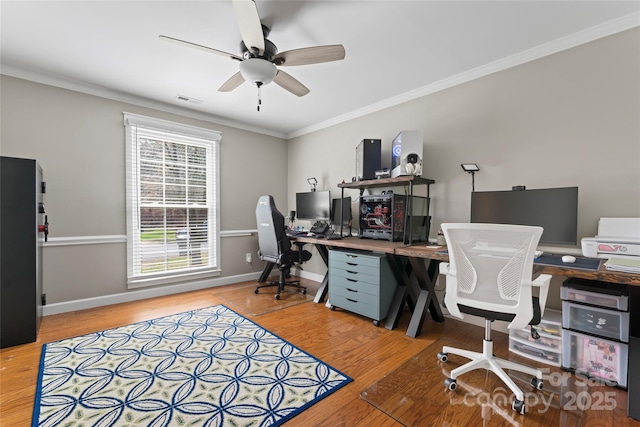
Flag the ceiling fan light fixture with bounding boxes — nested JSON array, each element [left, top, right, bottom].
[[239, 58, 277, 86]]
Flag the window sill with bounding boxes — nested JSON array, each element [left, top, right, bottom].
[[127, 268, 221, 289]]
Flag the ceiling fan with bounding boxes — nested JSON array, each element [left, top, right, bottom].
[[160, 0, 346, 110]]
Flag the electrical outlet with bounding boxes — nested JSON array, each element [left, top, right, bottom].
[[245, 252, 252, 263]]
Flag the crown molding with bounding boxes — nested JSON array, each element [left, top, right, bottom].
[[2, 11, 637, 142], [0, 66, 287, 139], [287, 12, 640, 139]]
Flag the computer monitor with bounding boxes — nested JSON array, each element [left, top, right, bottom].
[[470, 187, 578, 245], [331, 197, 352, 226], [295, 191, 331, 221]]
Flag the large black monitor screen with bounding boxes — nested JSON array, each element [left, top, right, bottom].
[[296, 191, 331, 221], [331, 197, 352, 225], [470, 187, 578, 245]]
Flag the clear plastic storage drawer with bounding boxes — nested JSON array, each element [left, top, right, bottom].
[[561, 286, 628, 311], [510, 328, 562, 351], [509, 338, 561, 367], [562, 329, 628, 388], [562, 301, 629, 342]]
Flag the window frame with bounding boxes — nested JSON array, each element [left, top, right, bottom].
[[124, 112, 221, 288]]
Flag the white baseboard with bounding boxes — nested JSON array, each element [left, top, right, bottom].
[[292, 268, 325, 283], [43, 272, 261, 316]]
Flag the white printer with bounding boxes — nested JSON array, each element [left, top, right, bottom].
[[581, 217, 640, 259]]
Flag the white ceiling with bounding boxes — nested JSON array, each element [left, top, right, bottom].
[[2, 1, 638, 138]]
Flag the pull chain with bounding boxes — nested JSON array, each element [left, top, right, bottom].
[[257, 85, 261, 111], [256, 82, 263, 112]]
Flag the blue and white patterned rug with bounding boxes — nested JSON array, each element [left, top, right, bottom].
[[33, 305, 352, 426]]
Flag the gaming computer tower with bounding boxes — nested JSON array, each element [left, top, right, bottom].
[[391, 130, 423, 178], [355, 138, 381, 181], [359, 192, 430, 243]]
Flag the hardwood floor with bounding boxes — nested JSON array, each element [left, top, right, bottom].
[[1, 278, 638, 426]]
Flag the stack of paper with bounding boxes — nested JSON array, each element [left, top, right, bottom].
[[604, 257, 640, 273]]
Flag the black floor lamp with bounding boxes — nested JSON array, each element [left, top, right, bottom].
[[461, 163, 480, 192]]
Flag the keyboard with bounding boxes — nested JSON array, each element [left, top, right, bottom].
[[286, 230, 307, 237]]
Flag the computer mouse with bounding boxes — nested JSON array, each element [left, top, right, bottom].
[[562, 255, 576, 263]]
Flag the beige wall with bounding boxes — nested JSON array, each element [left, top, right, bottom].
[[1, 27, 638, 311], [287, 28, 640, 278], [1, 75, 289, 305]]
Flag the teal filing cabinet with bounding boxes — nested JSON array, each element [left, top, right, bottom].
[[328, 249, 398, 325]]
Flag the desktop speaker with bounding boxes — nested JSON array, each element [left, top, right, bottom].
[[355, 139, 381, 181], [391, 130, 423, 177]]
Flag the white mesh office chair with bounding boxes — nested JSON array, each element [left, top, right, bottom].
[[437, 223, 552, 415]]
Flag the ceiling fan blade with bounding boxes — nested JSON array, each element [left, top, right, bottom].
[[273, 70, 310, 97], [159, 35, 242, 61], [232, 0, 265, 56], [218, 72, 245, 92], [272, 45, 345, 66]]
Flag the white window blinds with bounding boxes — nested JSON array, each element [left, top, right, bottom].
[[124, 113, 221, 288]]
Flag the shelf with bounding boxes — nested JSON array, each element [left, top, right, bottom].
[[338, 175, 435, 190]]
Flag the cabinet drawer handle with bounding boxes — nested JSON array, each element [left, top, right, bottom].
[[347, 255, 358, 258], [346, 278, 358, 282], [346, 270, 358, 274], [346, 262, 358, 266], [347, 298, 358, 303], [346, 288, 357, 293]]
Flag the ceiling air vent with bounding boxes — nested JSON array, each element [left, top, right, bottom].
[[176, 95, 203, 104]]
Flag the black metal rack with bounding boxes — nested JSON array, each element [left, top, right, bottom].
[[338, 175, 435, 245]]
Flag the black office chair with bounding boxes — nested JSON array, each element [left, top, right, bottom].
[[255, 195, 311, 299]]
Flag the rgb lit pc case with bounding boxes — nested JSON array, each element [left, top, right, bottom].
[[359, 193, 430, 243]]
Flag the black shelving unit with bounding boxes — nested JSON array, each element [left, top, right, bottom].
[[0, 156, 46, 348], [338, 175, 435, 245]]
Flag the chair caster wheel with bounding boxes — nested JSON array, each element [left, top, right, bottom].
[[275, 294, 280, 300], [254, 289, 259, 294], [302, 289, 307, 295], [437, 352, 448, 363], [531, 377, 543, 390], [329, 305, 335, 311], [512, 399, 525, 414], [444, 378, 456, 391], [373, 320, 379, 326]]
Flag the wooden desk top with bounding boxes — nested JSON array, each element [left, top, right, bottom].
[[291, 235, 402, 254], [291, 236, 640, 286], [395, 244, 640, 287]]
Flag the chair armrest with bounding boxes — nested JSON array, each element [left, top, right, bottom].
[[439, 262, 450, 275], [532, 274, 552, 317]]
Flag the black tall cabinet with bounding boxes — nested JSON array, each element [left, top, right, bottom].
[[0, 156, 46, 348]]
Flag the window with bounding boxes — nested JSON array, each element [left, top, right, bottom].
[[124, 113, 220, 288]]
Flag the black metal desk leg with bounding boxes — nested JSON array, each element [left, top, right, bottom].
[[314, 273, 329, 304], [405, 257, 444, 338], [384, 255, 409, 330], [312, 244, 330, 304], [406, 290, 431, 338]]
